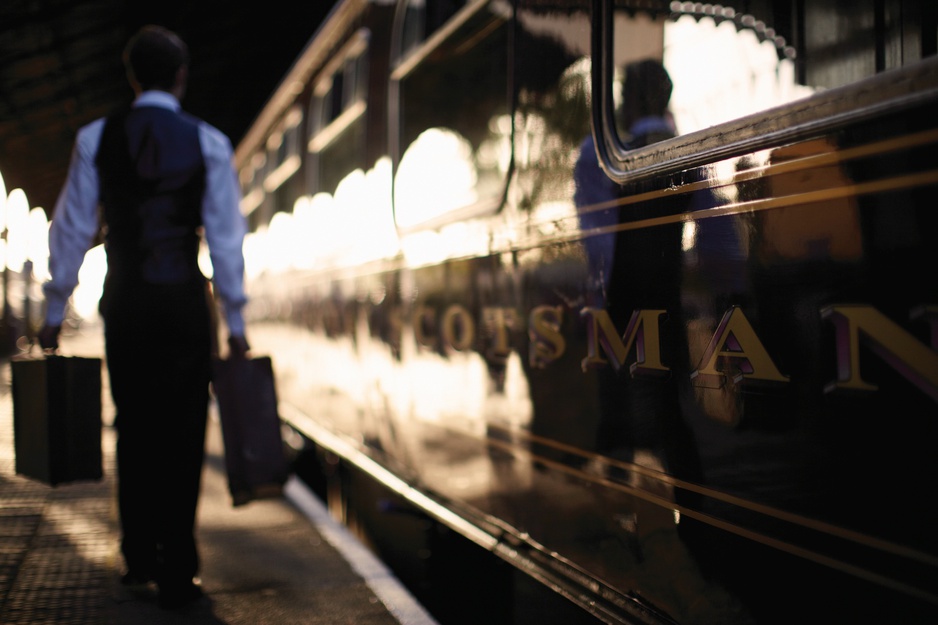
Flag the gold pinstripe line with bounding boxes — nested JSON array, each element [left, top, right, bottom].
[[483, 422, 938, 569], [544, 168, 938, 251], [574, 127, 938, 219], [480, 432, 938, 605]]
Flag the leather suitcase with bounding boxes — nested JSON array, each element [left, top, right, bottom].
[[211, 355, 289, 506], [10, 355, 103, 486]]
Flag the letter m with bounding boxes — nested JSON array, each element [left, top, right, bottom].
[[580, 308, 669, 377]]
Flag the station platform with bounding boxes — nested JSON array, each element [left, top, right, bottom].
[[0, 330, 439, 625]]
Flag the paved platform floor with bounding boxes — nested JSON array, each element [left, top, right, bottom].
[[0, 329, 438, 625]]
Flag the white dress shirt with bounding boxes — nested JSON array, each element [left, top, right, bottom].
[[43, 90, 248, 335]]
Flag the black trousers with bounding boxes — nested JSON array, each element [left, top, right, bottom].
[[102, 277, 214, 588]]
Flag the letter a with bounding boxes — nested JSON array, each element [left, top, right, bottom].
[[692, 306, 788, 388]]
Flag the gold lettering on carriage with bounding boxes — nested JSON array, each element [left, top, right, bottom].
[[404, 303, 936, 400], [520, 303, 936, 401]]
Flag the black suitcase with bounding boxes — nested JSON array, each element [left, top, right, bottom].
[[211, 355, 289, 506], [10, 355, 103, 486]]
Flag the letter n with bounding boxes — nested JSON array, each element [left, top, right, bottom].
[[822, 304, 938, 401]]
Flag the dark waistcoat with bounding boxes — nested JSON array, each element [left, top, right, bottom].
[[95, 105, 206, 288]]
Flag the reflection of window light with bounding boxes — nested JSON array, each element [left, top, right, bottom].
[[478, 114, 512, 176], [198, 241, 213, 280], [530, 200, 577, 237], [72, 245, 107, 321], [4, 188, 30, 271], [515, 112, 547, 164], [0, 170, 7, 229], [265, 210, 296, 273], [681, 221, 697, 252], [394, 128, 478, 229], [241, 157, 398, 279], [561, 56, 591, 102], [304, 191, 337, 261], [355, 157, 398, 262], [398, 230, 446, 268], [26, 207, 49, 279], [663, 16, 814, 135], [243, 225, 268, 281]]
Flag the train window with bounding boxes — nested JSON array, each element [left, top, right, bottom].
[[264, 106, 303, 194], [390, 0, 512, 231], [398, 0, 470, 59], [592, 0, 938, 184], [239, 151, 266, 221], [308, 31, 370, 196], [513, 1, 593, 230]]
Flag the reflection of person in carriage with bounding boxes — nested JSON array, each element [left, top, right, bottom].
[[574, 58, 676, 303], [573, 58, 700, 490]]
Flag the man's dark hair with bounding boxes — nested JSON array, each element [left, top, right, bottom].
[[622, 58, 673, 118], [123, 25, 189, 91]]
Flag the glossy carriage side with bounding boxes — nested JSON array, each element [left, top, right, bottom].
[[234, 1, 938, 623]]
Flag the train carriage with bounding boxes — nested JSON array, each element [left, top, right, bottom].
[[233, 1, 938, 623]]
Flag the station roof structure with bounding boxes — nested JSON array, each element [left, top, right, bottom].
[[0, 1, 331, 214]]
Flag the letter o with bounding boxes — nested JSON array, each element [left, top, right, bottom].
[[441, 305, 475, 351]]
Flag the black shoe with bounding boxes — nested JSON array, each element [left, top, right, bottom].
[[121, 571, 153, 586], [120, 571, 155, 593], [158, 581, 205, 610], [119, 572, 156, 600]]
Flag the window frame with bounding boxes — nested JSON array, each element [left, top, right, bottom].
[[388, 0, 513, 233], [307, 30, 370, 155], [239, 151, 267, 217], [591, 0, 938, 185], [263, 106, 304, 193]]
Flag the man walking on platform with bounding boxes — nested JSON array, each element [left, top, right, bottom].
[[37, 25, 250, 610]]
